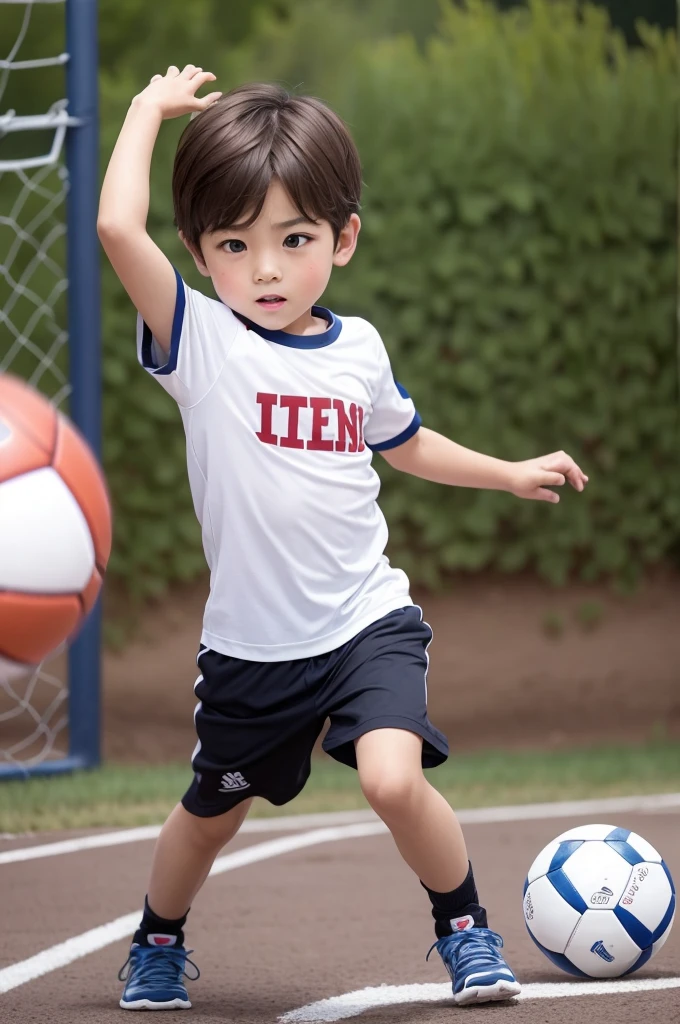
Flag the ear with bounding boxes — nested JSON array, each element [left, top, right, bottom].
[[333, 214, 361, 267], [179, 230, 211, 278]]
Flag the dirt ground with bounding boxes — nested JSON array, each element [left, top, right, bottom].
[[1, 569, 678, 767], [101, 569, 680, 763], [1, 808, 678, 1022]]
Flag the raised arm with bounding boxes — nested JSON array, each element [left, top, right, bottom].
[[97, 65, 221, 354]]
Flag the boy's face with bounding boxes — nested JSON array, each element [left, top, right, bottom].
[[185, 179, 360, 333]]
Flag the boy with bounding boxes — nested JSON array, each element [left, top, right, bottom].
[[98, 65, 588, 1011]]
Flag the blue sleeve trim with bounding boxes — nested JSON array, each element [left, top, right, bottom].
[[140, 268, 186, 375], [367, 411, 422, 451]]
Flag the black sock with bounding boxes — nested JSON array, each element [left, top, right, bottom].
[[133, 895, 189, 948], [421, 862, 489, 938]]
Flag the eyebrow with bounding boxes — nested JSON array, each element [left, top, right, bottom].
[[273, 216, 318, 229], [225, 215, 318, 232]]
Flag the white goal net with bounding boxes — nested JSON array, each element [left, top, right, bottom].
[[0, 0, 79, 773]]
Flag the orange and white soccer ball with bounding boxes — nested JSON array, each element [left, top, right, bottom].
[[0, 374, 112, 681]]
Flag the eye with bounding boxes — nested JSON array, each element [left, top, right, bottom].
[[223, 239, 246, 253], [283, 234, 310, 249]]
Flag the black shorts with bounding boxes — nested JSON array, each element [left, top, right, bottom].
[[182, 606, 449, 817]]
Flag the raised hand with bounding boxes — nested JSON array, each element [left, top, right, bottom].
[[137, 64, 222, 120], [509, 450, 589, 503]]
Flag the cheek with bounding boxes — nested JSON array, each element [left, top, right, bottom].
[[207, 261, 247, 300], [299, 255, 333, 293]]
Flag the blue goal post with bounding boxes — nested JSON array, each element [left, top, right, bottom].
[[0, 0, 102, 778]]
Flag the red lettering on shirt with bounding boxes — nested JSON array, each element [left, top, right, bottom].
[[333, 399, 359, 452], [255, 393, 368, 452], [256, 392, 278, 445], [308, 397, 334, 451], [280, 395, 308, 449]]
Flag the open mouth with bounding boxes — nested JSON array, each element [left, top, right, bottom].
[[256, 295, 286, 309]]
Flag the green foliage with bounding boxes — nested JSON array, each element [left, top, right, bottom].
[[494, 1, 677, 46], [100, 0, 678, 599], [11, 0, 675, 601], [323, 0, 679, 587], [96, 0, 448, 602]]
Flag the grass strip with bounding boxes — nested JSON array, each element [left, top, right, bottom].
[[0, 740, 678, 834]]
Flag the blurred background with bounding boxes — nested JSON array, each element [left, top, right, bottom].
[[0, 0, 678, 828]]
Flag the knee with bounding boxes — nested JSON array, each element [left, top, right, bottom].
[[359, 767, 423, 821], [186, 798, 251, 850]]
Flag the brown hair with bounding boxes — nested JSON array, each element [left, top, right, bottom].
[[172, 83, 362, 251]]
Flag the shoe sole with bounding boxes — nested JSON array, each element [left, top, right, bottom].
[[119, 997, 192, 1010], [455, 980, 522, 1005]]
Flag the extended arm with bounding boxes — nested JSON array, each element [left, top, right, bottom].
[[381, 427, 588, 502], [97, 65, 221, 354]]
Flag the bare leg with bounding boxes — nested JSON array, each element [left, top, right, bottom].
[[355, 731, 521, 1005], [355, 729, 467, 892], [147, 798, 252, 919]]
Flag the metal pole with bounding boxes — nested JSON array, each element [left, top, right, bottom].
[[65, 0, 101, 769]]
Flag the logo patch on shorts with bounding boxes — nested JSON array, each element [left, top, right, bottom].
[[218, 771, 250, 792]]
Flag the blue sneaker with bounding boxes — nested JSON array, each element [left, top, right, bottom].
[[428, 927, 521, 1005], [118, 944, 200, 1010]]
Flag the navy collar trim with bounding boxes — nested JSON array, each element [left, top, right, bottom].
[[234, 306, 341, 348]]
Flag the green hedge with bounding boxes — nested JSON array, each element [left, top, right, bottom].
[[101, 0, 678, 600]]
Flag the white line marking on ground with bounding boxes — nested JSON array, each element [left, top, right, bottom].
[[0, 811, 375, 865], [278, 977, 680, 1022], [453, 792, 680, 824], [0, 826, 163, 865], [0, 822, 384, 995], [2, 792, 678, 866]]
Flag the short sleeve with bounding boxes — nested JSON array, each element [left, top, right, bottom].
[[363, 332, 422, 451], [136, 269, 240, 407]]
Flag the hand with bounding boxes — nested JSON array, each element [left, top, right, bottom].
[[508, 450, 589, 503], [135, 64, 222, 119]]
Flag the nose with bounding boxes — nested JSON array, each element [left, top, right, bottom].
[[253, 256, 282, 284]]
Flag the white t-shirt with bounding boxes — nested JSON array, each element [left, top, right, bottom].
[[137, 270, 422, 661]]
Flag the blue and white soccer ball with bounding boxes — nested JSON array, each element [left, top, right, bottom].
[[523, 823, 675, 978]]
